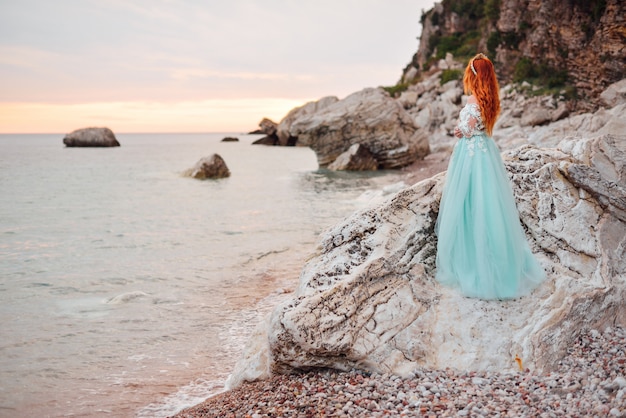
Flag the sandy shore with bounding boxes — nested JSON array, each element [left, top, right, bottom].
[[173, 326, 625, 417]]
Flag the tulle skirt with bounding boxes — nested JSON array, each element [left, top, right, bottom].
[[435, 134, 545, 300]]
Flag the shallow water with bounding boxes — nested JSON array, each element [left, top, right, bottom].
[[0, 133, 405, 417]]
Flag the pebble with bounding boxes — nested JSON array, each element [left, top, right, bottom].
[[175, 327, 626, 417]]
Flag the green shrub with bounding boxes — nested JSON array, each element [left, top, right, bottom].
[[382, 83, 410, 97], [431, 30, 481, 61], [487, 31, 501, 56], [436, 35, 463, 58], [444, 0, 485, 20], [440, 69, 463, 85], [513, 57, 535, 82], [513, 57, 570, 91], [484, 0, 500, 22]]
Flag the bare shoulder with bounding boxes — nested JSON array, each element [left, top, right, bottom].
[[467, 95, 478, 104]]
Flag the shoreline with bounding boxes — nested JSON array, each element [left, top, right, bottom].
[[173, 326, 625, 417]]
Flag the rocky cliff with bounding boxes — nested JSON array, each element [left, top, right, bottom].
[[402, 0, 625, 105]]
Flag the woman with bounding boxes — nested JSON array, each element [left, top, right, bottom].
[[435, 53, 545, 300]]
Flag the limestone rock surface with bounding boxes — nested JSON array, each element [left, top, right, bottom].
[[227, 134, 626, 388], [277, 96, 339, 147], [327, 144, 378, 171], [63, 127, 120, 147], [289, 88, 430, 169], [184, 154, 230, 179], [600, 79, 626, 108]]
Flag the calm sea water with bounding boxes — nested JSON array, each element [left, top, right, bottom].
[[0, 133, 406, 417]]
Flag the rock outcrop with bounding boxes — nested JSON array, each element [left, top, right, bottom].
[[288, 88, 430, 170], [276, 96, 339, 146], [251, 118, 280, 146], [221, 136, 239, 142], [183, 154, 230, 179], [227, 134, 626, 388], [63, 127, 120, 147]]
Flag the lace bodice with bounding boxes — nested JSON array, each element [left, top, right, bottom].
[[457, 102, 485, 138], [457, 101, 487, 157]]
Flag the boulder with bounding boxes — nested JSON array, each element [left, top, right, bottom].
[[289, 88, 430, 169], [251, 118, 280, 145], [221, 136, 239, 142], [276, 96, 339, 146], [528, 103, 626, 148], [258, 118, 278, 135], [183, 154, 230, 179], [226, 134, 626, 388], [600, 79, 626, 108], [327, 144, 378, 171], [63, 127, 120, 147], [249, 118, 278, 135]]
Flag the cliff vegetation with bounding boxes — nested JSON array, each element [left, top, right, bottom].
[[397, 0, 624, 108]]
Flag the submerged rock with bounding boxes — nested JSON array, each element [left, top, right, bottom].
[[63, 127, 120, 147], [227, 134, 626, 388], [184, 154, 230, 179]]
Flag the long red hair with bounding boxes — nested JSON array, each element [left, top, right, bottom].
[[462, 53, 500, 136]]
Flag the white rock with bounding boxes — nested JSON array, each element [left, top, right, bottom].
[[227, 135, 626, 387], [600, 79, 626, 107], [290, 88, 430, 169]]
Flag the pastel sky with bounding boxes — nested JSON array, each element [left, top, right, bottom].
[[0, 0, 436, 133]]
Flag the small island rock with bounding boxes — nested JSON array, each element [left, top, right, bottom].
[[251, 118, 281, 145], [221, 136, 239, 142], [184, 154, 230, 179], [63, 127, 120, 147]]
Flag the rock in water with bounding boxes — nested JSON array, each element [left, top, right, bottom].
[[227, 134, 626, 388], [184, 154, 230, 179], [63, 127, 120, 147], [289, 88, 430, 169], [328, 143, 378, 171], [251, 118, 280, 146]]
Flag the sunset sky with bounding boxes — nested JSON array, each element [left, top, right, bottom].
[[0, 0, 436, 133]]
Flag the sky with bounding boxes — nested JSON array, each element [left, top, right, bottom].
[[0, 0, 437, 133]]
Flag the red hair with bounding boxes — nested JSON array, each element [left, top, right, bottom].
[[462, 53, 500, 136]]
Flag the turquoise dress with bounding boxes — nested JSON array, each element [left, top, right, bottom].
[[435, 101, 545, 300]]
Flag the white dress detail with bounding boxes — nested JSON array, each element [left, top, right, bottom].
[[457, 102, 486, 157]]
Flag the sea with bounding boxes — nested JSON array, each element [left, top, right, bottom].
[[0, 133, 407, 417]]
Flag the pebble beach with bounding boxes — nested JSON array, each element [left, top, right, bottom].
[[174, 326, 625, 417]]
